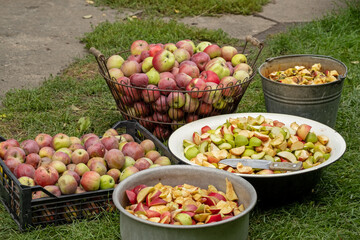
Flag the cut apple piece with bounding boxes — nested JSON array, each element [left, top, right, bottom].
[[148, 196, 168, 206], [146, 209, 161, 218], [294, 150, 310, 161], [201, 126, 212, 134], [202, 161, 216, 168], [218, 142, 232, 150], [193, 132, 202, 145], [205, 213, 222, 224], [277, 151, 297, 163], [291, 141, 304, 151], [296, 124, 311, 141], [210, 134, 224, 145], [270, 133, 284, 146], [229, 146, 245, 156], [136, 186, 155, 203], [317, 135, 329, 145], [225, 178, 238, 201], [254, 131, 270, 142], [126, 190, 137, 204], [251, 151, 265, 159], [193, 213, 211, 222], [212, 149, 229, 160], [199, 141, 209, 153], [182, 204, 198, 212], [216, 200, 235, 215], [208, 192, 226, 202], [174, 212, 192, 225]]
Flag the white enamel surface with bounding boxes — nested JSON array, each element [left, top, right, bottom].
[[168, 112, 346, 178]]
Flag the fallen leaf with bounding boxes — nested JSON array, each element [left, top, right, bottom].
[[174, 9, 180, 13], [83, 15, 93, 19], [70, 105, 80, 111], [351, 61, 359, 64], [86, 0, 94, 4]]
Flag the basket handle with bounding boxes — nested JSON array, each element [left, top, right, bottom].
[[245, 35, 263, 49], [89, 47, 104, 59]]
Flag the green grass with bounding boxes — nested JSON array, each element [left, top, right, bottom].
[[1, 1, 360, 239], [94, 0, 269, 17]]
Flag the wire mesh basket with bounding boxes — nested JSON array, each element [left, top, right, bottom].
[[91, 36, 264, 140]]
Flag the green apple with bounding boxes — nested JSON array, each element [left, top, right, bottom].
[[231, 54, 247, 66], [152, 50, 175, 72], [146, 67, 160, 85], [195, 41, 212, 52], [106, 55, 124, 69], [232, 70, 250, 83], [100, 174, 116, 189], [141, 57, 154, 73]]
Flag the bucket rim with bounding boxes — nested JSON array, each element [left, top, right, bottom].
[[257, 54, 348, 87]]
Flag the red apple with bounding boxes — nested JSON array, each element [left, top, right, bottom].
[[153, 126, 171, 140], [101, 136, 119, 151], [131, 40, 149, 56], [179, 62, 200, 78], [176, 40, 194, 56], [158, 77, 177, 95], [175, 72, 192, 89], [145, 150, 161, 162], [25, 153, 41, 168], [219, 76, 239, 97], [4, 147, 26, 162], [186, 78, 207, 98], [104, 149, 125, 169], [134, 101, 150, 117], [221, 46, 238, 61], [34, 165, 59, 187], [197, 102, 213, 115], [107, 168, 121, 183], [120, 60, 141, 77], [140, 50, 151, 61], [164, 43, 177, 53], [152, 50, 175, 73], [14, 163, 35, 178], [63, 170, 81, 185], [35, 133, 53, 148], [183, 93, 200, 113], [89, 161, 107, 176], [71, 149, 89, 164], [4, 158, 22, 173], [128, 54, 142, 63], [121, 142, 145, 160], [87, 143, 106, 158], [200, 70, 220, 84], [141, 84, 161, 103], [149, 44, 163, 57], [40, 185, 62, 198], [152, 112, 171, 123], [39, 146, 55, 159], [152, 95, 169, 112], [21, 139, 40, 155], [120, 134, 135, 142], [203, 44, 221, 59], [52, 151, 71, 165], [133, 157, 152, 171], [139, 139, 156, 153], [191, 52, 211, 71], [153, 156, 171, 166], [130, 73, 149, 87], [80, 171, 101, 191]]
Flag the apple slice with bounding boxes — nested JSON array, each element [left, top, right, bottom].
[[146, 209, 161, 218], [208, 192, 226, 202], [202, 196, 218, 206], [225, 178, 238, 201], [148, 196, 168, 206], [297, 124, 312, 140], [132, 184, 148, 195], [181, 211, 195, 217], [254, 131, 270, 142], [137, 186, 155, 203], [229, 146, 245, 156], [317, 135, 329, 145], [134, 202, 149, 214], [192, 132, 202, 145], [182, 204, 198, 212], [174, 213, 192, 225], [290, 141, 304, 151], [201, 126, 212, 134], [205, 213, 222, 223], [277, 151, 297, 163], [160, 211, 171, 224], [193, 213, 210, 222], [210, 134, 224, 145], [126, 190, 137, 204]]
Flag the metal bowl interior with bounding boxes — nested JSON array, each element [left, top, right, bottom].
[[168, 113, 346, 203], [112, 165, 257, 240]]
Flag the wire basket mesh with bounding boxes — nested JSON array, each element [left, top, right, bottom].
[[91, 36, 264, 140]]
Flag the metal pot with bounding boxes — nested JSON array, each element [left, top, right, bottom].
[[112, 165, 257, 240], [258, 54, 348, 128]]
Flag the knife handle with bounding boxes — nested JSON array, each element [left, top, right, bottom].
[[269, 162, 303, 171]]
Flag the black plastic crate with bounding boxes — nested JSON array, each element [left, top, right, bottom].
[[0, 120, 177, 231]]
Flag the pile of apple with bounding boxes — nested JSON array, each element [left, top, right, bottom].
[[106, 39, 253, 139], [0, 129, 172, 199], [124, 178, 244, 225], [182, 115, 332, 174]]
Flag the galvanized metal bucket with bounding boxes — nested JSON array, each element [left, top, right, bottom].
[[258, 55, 347, 128]]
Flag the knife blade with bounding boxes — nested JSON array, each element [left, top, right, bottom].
[[219, 159, 303, 171]]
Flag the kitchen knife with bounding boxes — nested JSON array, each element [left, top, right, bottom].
[[219, 159, 303, 171]]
